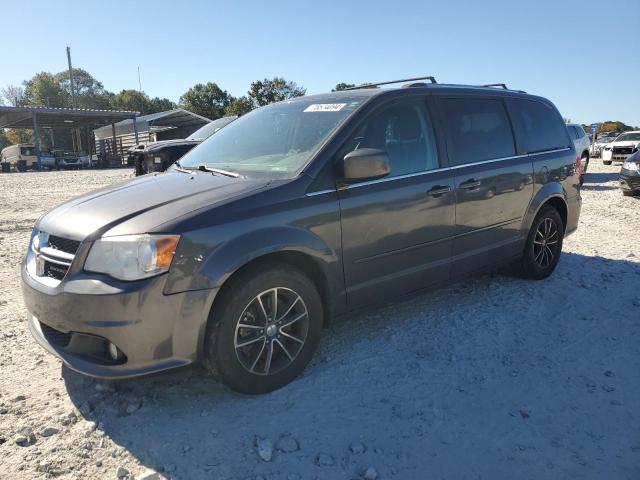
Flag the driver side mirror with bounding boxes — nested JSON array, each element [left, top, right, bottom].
[[342, 148, 390, 184]]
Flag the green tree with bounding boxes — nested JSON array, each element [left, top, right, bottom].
[[110, 89, 153, 114], [225, 96, 253, 117], [0, 130, 11, 150], [3, 128, 33, 145], [248, 77, 305, 107], [22, 72, 68, 107], [149, 97, 177, 113], [55, 68, 112, 110], [333, 82, 356, 91], [597, 121, 637, 134], [1, 85, 25, 106], [179, 82, 231, 120]]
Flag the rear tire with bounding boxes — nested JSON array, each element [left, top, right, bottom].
[[204, 263, 323, 394], [623, 190, 634, 197], [514, 205, 564, 280]]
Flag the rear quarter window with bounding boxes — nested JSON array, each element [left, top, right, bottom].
[[439, 97, 515, 165], [507, 99, 570, 154]]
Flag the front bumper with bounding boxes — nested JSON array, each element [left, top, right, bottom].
[[603, 150, 637, 162], [620, 170, 640, 193], [21, 262, 216, 379]]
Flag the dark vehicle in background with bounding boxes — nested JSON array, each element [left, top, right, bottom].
[[620, 150, 640, 196], [21, 78, 581, 394], [129, 116, 236, 175]]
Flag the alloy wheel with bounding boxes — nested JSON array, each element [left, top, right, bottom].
[[533, 217, 559, 268], [234, 287, 309, 376]]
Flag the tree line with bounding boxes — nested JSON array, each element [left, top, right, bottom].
[[3, 70, 636, 152], [0, 68, 307, 151]]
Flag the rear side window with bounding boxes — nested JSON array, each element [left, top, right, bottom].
[[569, 126, 584, 140], [508, 99, 570, 154], [439, 98, 515, 165]]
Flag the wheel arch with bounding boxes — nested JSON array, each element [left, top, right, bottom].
[[179, 227, 343, 360], [522, 185, 569, 235]]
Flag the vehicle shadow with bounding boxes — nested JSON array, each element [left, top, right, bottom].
[[580, 184, 618, 191], [63, 251, 640, 479], [582, 171, 619, 184]]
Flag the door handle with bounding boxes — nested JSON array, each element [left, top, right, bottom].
[[427, 185, 452, 197], [459, 179, 481, 190]]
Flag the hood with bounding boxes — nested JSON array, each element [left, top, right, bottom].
[[37, 171, 269, 240], [129, 139, 200, 154]]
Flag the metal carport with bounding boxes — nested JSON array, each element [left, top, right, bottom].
[[0, 106, 139, 167]]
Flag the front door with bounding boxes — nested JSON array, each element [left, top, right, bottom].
[[338, 96, 456, 308], [436, 96, 533, 276]]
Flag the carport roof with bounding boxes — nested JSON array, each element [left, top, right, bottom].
[[93, 108, 211, 134], [0, 106, 139, 129]]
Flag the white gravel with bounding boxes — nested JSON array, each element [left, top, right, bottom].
[[0, 163, 639, 479]]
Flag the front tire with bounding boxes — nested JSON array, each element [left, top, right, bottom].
[[204, 263, 323, 394], [514, 205, 564, 280]]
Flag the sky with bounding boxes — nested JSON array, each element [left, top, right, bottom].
[[1, 0, 638, 126]]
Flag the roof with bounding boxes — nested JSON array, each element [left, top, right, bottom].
[[93, 108, 211, 136], [0, 106, 138, 129]]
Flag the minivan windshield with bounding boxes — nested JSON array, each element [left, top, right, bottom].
[[177, 97, 365, 179], [615, 132, 640, 142], [186, 116, 237, 141]]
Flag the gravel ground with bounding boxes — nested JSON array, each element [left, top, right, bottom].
[[0, 163, 639, 480]]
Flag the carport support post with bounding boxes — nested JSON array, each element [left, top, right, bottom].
[[133, 116, 139, 145], [111, 122, 117, 158], [32, 113, 41, 169]]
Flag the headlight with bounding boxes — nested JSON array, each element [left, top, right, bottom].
[[84, 234, 180, 281]]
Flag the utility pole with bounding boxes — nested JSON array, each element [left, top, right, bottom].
[[66, 46, 81, 152], [138, 66, 142, 92]]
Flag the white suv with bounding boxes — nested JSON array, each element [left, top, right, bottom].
[[602, 131, 640, 165], [566, 124, 590, 181]]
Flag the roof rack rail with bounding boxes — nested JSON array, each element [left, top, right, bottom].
[[482, 83, 508, 89], [344, 76, 437, 90]]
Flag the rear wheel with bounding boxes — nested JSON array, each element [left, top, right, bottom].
[[514, 205, 564, 280], [204, 263, 323, 394]]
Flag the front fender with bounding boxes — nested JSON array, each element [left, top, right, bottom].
[[164, 224, 340, 296]]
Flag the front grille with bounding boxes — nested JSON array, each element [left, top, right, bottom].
[[44, 261, 68, 280], [48, 235, 80, 255], [613, 147, 634, 155], [39, 322, 72, 347]]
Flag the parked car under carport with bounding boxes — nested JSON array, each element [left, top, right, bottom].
[[129, 116, 236, 175]]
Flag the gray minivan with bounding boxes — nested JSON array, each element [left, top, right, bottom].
[[21, 79, 581, 393]]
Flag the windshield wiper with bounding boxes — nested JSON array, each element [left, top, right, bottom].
[[196, 164, 240, 178], [172, 160, 191, 173]]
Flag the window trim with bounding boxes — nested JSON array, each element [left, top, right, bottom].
[[316, 147, 569, 193]]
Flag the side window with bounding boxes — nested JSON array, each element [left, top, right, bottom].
[[571, 126, 581, 140], [341, 98, 439, 177], [507, 99, 571, 154], [439, 97, 515, 165]]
